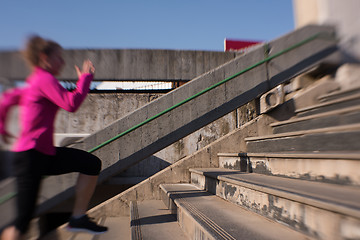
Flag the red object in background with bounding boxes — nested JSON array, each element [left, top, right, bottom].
[[224, 39, 262, 52]]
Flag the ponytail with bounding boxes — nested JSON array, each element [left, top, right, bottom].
[[22, 35, 61, 67]]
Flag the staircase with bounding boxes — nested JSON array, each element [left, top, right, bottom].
[[44, 33, 360, 240], [43, 82, 360, 240], [128, 82, 360, 240]]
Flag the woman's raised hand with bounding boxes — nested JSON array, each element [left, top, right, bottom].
[[75, 60, 95, 78]]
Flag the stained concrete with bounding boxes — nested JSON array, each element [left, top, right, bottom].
[[0, 49, 238, 82]]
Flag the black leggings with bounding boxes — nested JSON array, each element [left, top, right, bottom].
[[12, 147, 101, 234]]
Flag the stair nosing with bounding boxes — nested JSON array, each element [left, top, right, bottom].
[[295, 92, 360, 114], [130, 201, 142, 240], [270, 105, 360, 127], [245, 123, 360, 141], [218, 152, 360, 160], [318, 86, 360, 101]]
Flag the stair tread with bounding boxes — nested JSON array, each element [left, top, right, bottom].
[[296, 92, 360, 114], [43, 216, 129, 240], [132, 200, 187, 240], [318, 86, 360, 102], [190, 168, 360, 217], [97, 216, 130, 240], [270, 105, 360, 127], [245, 123, 360, 141], [218, 151, 360, 160], [161, 183, 311, 240]]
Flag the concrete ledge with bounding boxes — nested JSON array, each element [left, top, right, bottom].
[[0, 49, 238, 81]]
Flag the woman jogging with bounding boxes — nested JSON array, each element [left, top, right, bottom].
[[0, 35, 107, 240]]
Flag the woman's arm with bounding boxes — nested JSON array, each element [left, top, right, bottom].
[[0, 88, 22, 142], [39, 60, 95, 112]]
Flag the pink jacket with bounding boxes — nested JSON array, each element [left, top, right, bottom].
[[0, 67, 93, 155]]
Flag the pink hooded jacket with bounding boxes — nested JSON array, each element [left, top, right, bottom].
[[0, 67, 93, 155]]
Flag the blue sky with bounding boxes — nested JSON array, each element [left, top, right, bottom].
[[0, 0, 294, 51]]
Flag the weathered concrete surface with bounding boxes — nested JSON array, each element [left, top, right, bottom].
[[218, 152, 360, 186], [272, 105, 360, 134], [296, 93, 360, 118], [84, 115, 274, 217], [161, 183, 310, 240], [41, 114, 275, 240], [55, 93, 164, 134], [192, 169, 360, 240], [130, 200, 187, 240], [246, 124, 360, 152], [0, 49, 238, 82]]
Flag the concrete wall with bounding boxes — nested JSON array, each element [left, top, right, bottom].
[[0, 49, 238, 83], [55, 93, 163, 134], [293, 0, 360, 61]]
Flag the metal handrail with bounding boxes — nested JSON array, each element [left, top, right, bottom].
[[0, 31, 336, 206]]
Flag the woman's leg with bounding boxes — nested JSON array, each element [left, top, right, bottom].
[[51, 148, 107, 233], [50, 148, 102, 217], [1, 150, 42, 239], [72, 174, 98, 217]]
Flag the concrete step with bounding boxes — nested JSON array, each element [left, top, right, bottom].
[[318, 86, 360, 103], [189, 168, 360, 240], [130, 200, 187, 240], [218, 152, 360, 186], [41, 216, 130, 240], [160, 183, 311, 240], [97, 216, 130, 240], [271, 105, 360, 134], [245, 123, 360, 152], [295, 92, 360, 117]]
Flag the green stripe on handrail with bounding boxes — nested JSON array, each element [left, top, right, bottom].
[[87, 32, 334, 153]]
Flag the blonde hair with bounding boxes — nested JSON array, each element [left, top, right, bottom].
[[23, 35, 62, 67]]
